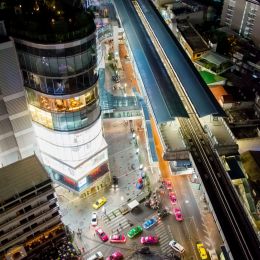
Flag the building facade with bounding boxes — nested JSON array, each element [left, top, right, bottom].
[[0, 22, 37, 167], [0, 156, 65, 259], [221, 0, 260, 46], [3, 0, 110, 195]]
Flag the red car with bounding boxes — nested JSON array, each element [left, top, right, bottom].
[[140, 236, 159, 245], [106, 251, 123, 260], [169, 192, 177, 205], [95, 227, 108, 242], [110, 234, 126, 243], [174, 208, 183, 221], [165, 180, 173, 190]]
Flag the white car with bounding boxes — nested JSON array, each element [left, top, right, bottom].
[[91, 212, 98, 226], [169, 239, 185, 254], [87, 251, 103, 260]]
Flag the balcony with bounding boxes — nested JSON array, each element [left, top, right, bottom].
[[0, 197, 57, 231], [0, 186, 54, 217], [1, 215, 61, 253], [0, 206, 59, 241]]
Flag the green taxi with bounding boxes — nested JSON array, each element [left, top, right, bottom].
[[127, 226, 143, 238]]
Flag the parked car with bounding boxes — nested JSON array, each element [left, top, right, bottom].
[[91, 212, 98, 226], [140, 236, 159, 245], [169, 192, 177, 204], [95, 227, 108, 242], [143, 217, 158, 229], [169, 239, 185, 254], [127, 226, 143, 238], [93, 197, 107, 209], [110, 234, 126, 243], [106, 251, 123, 260], [87, 251, 103, 260], [174, 208, 183, 221], [196, 243, 208, 259]]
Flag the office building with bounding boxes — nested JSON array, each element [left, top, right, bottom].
[[221, 0, 260, 46], [2, 0, 110, 195], [0, 155, 65, 259], [0, 22, 36, 167]]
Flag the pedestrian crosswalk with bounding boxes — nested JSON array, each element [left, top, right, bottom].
[[103, 209, 130, 234], [154, 221, 173, 255]]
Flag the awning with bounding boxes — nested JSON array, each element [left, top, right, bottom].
[[127, 200, 139, 210]]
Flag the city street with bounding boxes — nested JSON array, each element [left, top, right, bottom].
[[55, 36, 223, 259]]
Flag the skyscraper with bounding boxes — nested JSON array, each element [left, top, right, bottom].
[[221, 0, 260, 45], [2, 0, 110, 195]]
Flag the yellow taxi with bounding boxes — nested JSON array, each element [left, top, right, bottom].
[[196, 243, 208, 259], [92, 197, 107, 209]]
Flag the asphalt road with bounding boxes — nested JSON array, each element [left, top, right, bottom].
[[82, 175, 222, 260]]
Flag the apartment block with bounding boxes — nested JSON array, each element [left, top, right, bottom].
[[0, 155, 64, 259], [221, 0, 260, 46]]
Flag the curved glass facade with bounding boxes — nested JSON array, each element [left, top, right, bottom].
[[15, 28, 109, 194], [22, 67, 98, 95], [29, 104, 101, 131]]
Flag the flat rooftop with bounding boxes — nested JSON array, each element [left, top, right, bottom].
[[0, 155, 49, 203], [177, 21, 209, 53]]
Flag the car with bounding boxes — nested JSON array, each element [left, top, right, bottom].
[[110, 234, 126, 243], [127, 226, 143, 238], [91, 212, 98, 226], [169, 192, 177, 204], [169, 239, 185, 254], [143, 217, 158, 229], [137, 247, 152, 255], [95, 227, 108, 242], [157, 209, 169, 219], [93, 197, 107, 209], [140, 236, 159, 245], [106, 251, 123, 260], [174, 208, 183, 221], [196, 243, 208, 259], [165, 180, 173, 190], [87, 251, 103, 260]]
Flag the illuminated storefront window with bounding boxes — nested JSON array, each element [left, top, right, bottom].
[[49, 162, 109, 192], [26, 87, 98, 113], [29, 105, 53, 129]]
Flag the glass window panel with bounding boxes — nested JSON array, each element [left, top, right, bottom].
[[77, 75, 84, 90], [58, 57, 67, 76], [53, 80, 66, 95], [74, 54, 83, 72], [24, 54, 32, 72], [66, 56, 75, 75], [45, 78, 54, 94], [81, 51, 91, 68], [30, 55, 38, 73], [49, 58, 59, 75]]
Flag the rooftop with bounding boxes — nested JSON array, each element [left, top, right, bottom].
[[177, 20, 209, 53], [199, 71, 226, 85], [1, 0, 96, 43], [0, 155, 50, 203]]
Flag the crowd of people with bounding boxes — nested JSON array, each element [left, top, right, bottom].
[[31, 237, 80, 260]]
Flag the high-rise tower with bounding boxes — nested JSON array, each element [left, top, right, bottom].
[[2, 0, 110, 195]]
